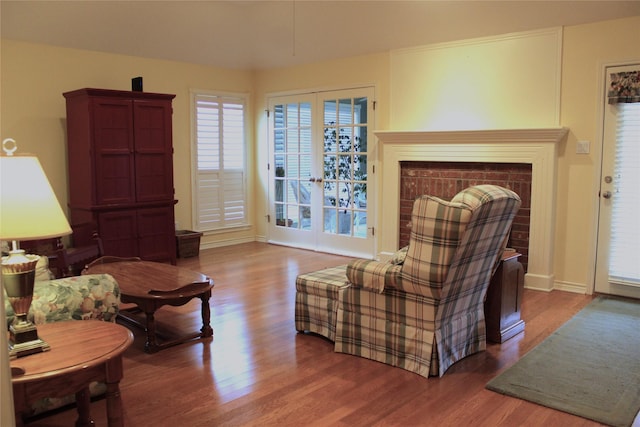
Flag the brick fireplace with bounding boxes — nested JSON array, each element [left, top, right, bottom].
[[399, 161, 532, 271], [376, 128, 568, 291]]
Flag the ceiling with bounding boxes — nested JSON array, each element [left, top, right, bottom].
[[2, 1, 640, 70]]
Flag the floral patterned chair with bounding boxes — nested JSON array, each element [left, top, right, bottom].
[[4, 256, 120, 420]]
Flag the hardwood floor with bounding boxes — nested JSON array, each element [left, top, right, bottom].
[[25, 242, 630, 426]]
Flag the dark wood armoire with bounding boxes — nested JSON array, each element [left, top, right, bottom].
[[63, 88, 177, 264]]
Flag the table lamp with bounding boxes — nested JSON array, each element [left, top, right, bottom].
[[1, 138, 72, 358]]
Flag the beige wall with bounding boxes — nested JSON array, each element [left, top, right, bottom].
[[1, 15, 639, 293], [390, 27, 562, 130], [556, 16, 640, 291], [0, 40, 255, 248]]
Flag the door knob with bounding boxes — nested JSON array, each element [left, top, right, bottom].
[[602, 191, 612, 199]]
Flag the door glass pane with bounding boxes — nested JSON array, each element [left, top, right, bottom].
[[324, 208, 336, 233], [353, 210, 366, 238], [300, 153, 311, 181], [300, 180, 312, 230], [355, 153, 367, 180], [338, 155, 351, 181], [354, 97, 367, 124], [339, 99, 352, 124], [356, 126, 367, 153], [286, 155, 299, 177], [339, 128, 352, 152], [338, 181, 350, 208], [288, 179, 299, 205], [286, 129, 298, 152], [287, 103, 299, 126], [323, 154, 336, 180], [323, 180, 336, 206], [286, 205, 299, 228], [300, 128, 311, 153], [324, 128, 337, 153], [338, 211, 352, 236], [274, 130, 285, 153], [324, 100, 336, 125], [301, 105, 312, 126]]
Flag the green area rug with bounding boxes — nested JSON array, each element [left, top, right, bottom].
[[486, 296, 640, 427]]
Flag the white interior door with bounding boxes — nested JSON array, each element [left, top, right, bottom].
[[315, 89, 375, 257], [594, 64, 640, 298], [267, 88, 376, 258], [268, 94, 315, 250]]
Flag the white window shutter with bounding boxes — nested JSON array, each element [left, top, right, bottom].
[[194, 93, 247, 231]]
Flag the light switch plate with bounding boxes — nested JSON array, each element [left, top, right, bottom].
[[576, 140, 590, 154]]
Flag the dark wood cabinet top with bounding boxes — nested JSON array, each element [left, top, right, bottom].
[[63, 87, 176, 101]]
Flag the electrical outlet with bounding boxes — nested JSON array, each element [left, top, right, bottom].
[[576, 140, 590, 154]]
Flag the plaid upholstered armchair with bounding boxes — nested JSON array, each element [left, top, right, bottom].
[[295, 185, 521, 377], [334, 185, 521, 378]]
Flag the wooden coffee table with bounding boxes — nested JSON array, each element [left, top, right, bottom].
[[10, 320, 133, 427], [84, 257, 214, 353]]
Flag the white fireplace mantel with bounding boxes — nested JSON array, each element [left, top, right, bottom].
[[376, 128, 568, 291]]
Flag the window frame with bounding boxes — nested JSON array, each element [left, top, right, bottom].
[[190, 89, 251, 233]]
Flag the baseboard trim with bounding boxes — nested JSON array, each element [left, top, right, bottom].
[[524, 272, 554, 291], [200, 236, 257, 250], [553, 280, 589, 294]]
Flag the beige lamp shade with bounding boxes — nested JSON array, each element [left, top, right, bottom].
[[0, 154, 72, 241]]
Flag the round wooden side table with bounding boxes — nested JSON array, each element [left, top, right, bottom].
[[10, 320, 133, 427]]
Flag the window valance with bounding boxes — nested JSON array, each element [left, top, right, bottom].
[[608, 70, 640, 104]]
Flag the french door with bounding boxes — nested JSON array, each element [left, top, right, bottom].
[[267, 87, 375, 258], [594, 64, 640, 298]]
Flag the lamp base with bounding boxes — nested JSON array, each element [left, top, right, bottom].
[[2, 248, 51, 358], [8, 322, 51, 359]]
